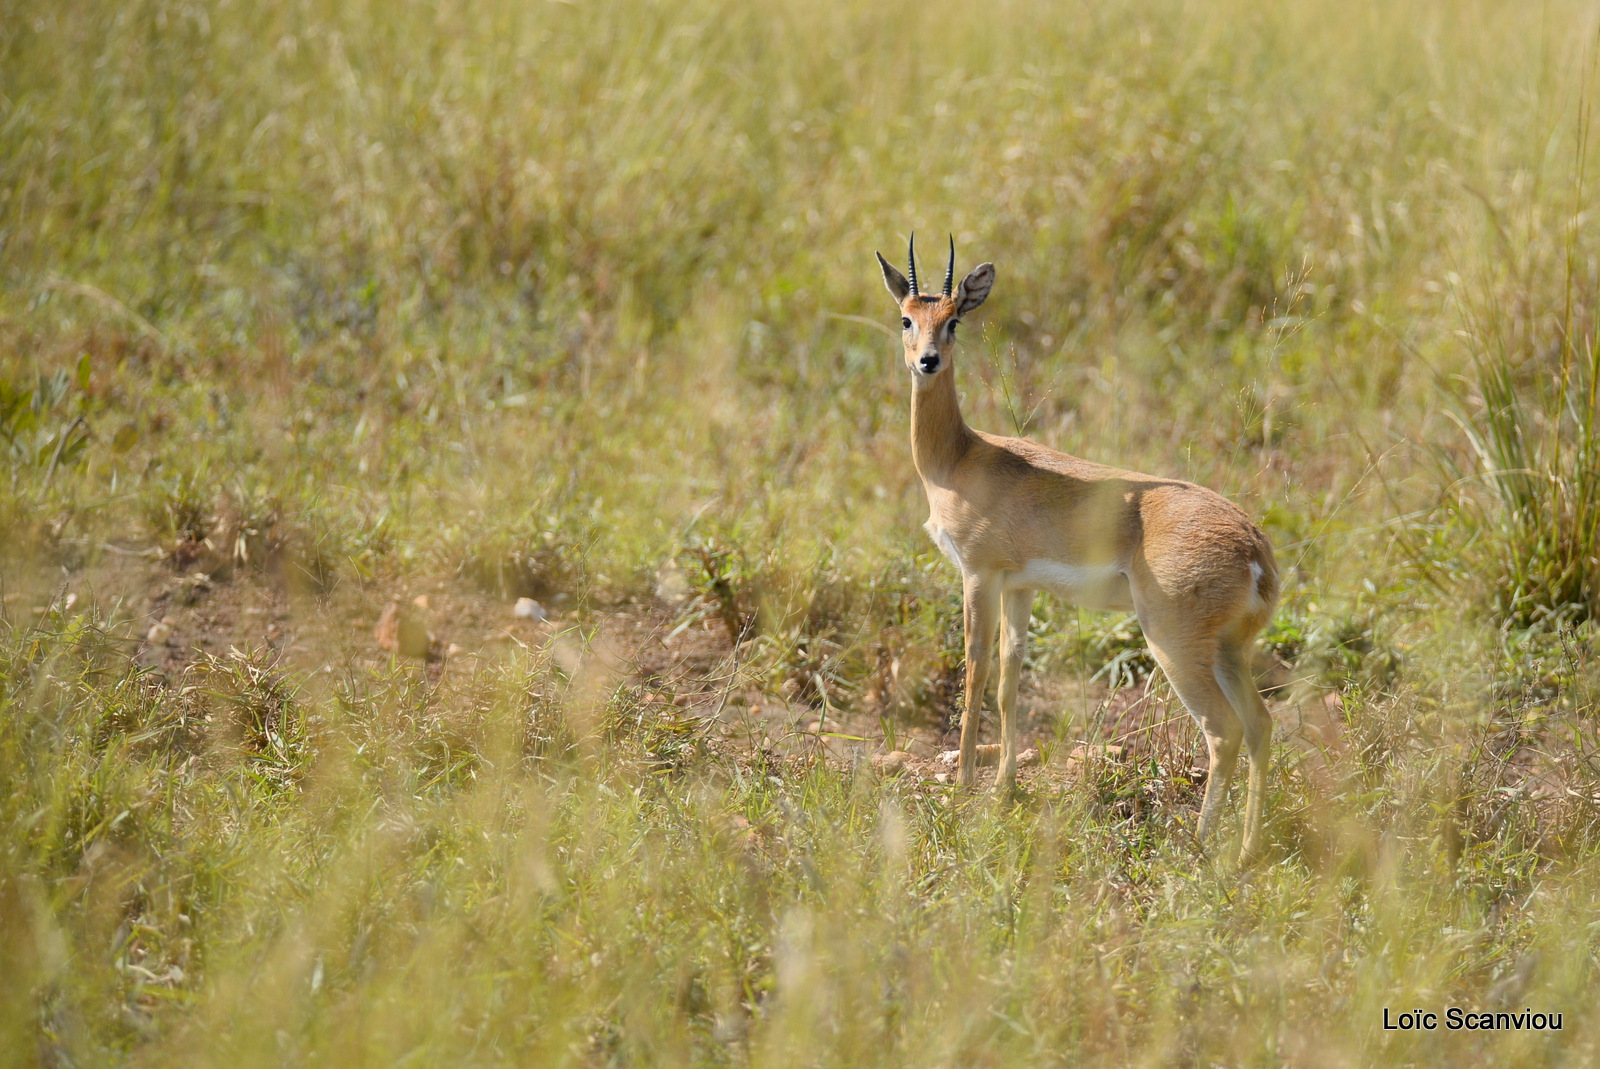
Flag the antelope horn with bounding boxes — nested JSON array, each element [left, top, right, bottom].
[[943, 234, 956, 297], [907, 232, 919, 295]]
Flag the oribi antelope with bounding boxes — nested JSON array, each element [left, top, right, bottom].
[[875, 234, 1279, 861]]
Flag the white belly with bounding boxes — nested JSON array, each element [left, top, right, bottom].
[[1007, 559, 1133, 610]]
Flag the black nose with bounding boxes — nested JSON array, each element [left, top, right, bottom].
[[919, 354, 940, 374]]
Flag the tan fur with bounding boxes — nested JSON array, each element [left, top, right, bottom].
[[882, 249, 1279, 862]]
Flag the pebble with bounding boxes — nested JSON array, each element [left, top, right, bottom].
[[513, 597, 546, 622], [937, 744, 1031, 768], [654, 560, 692, 603], [871, 751, 912, 775]]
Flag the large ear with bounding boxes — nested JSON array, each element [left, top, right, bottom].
[[876, 252, 912, 304], [955, 263, 994, 315]]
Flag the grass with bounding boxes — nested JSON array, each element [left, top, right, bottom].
[[4, 0, 1600, 1063]]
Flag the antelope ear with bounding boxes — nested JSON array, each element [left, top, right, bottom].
[[876, 252, 912, 303], [955, 263, 994, 315]]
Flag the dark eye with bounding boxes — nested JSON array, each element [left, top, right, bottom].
[[949, 319, 960, 335], [901, 317, 912, 331]]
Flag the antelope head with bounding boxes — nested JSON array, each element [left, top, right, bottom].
[[876, 233, 994, 383]]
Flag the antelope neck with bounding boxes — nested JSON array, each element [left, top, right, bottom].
[[909, 365, 972, 483]]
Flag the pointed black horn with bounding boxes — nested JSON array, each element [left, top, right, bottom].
[[943, 234, 956, 297], [906, 232, 919, 295]]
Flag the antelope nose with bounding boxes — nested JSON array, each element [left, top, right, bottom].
[[918, 353, 940, 374]]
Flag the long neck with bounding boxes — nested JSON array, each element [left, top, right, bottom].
[[910, 369, 971, 484]]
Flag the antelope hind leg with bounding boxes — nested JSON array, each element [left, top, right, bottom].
[[1154, 650, 1245, 851], [1215, 642, 1272, 862]]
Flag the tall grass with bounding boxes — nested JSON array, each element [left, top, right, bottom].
[[3, 614, 1599, 1067], [1439, 129, 1600, 626], [1404, 51, 1600, 633], [1449, 307, 1600, 626]]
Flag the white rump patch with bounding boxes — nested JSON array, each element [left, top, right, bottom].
[[1008, 559, 1131, 610], [925, 521, 967, 574], [1248, 560, 1265, 610]]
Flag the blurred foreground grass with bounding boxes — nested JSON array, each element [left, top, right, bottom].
[[5, 0, 1600, 1064]]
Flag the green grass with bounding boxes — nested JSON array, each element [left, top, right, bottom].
[[5, 0, 1600, 1064]]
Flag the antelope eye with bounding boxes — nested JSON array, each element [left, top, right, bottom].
[[901, 317, 912, 330], [949, 319, 960, 334]]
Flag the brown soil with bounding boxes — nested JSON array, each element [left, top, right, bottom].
[[2, 541, 1345, 799]]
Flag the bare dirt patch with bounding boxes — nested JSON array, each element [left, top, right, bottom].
[[7, 543, 1346, 806]]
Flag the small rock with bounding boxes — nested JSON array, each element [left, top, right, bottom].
[[445, 643, 464, 658], [513, 597, 546, 622], [933, 772, 951, 784], [1016, 747, 1041, 768], [654, 560, 692, 603], [1067, 743, 1125, 763], [871, 751, 912, 775], [412, 594, 431, 610], [146, 618, 173, 644], [937, 744, 1005, 768], [176, 573, 212, 606]]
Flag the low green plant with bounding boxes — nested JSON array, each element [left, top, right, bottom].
[[1426, 111, 1600, 628]]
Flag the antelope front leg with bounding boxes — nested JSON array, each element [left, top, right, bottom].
[[993, 588, 1033, 790], [957, 575, 1003, 788]]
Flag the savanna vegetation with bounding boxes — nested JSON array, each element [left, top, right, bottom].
[[4, 0, 1600, 1064]]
